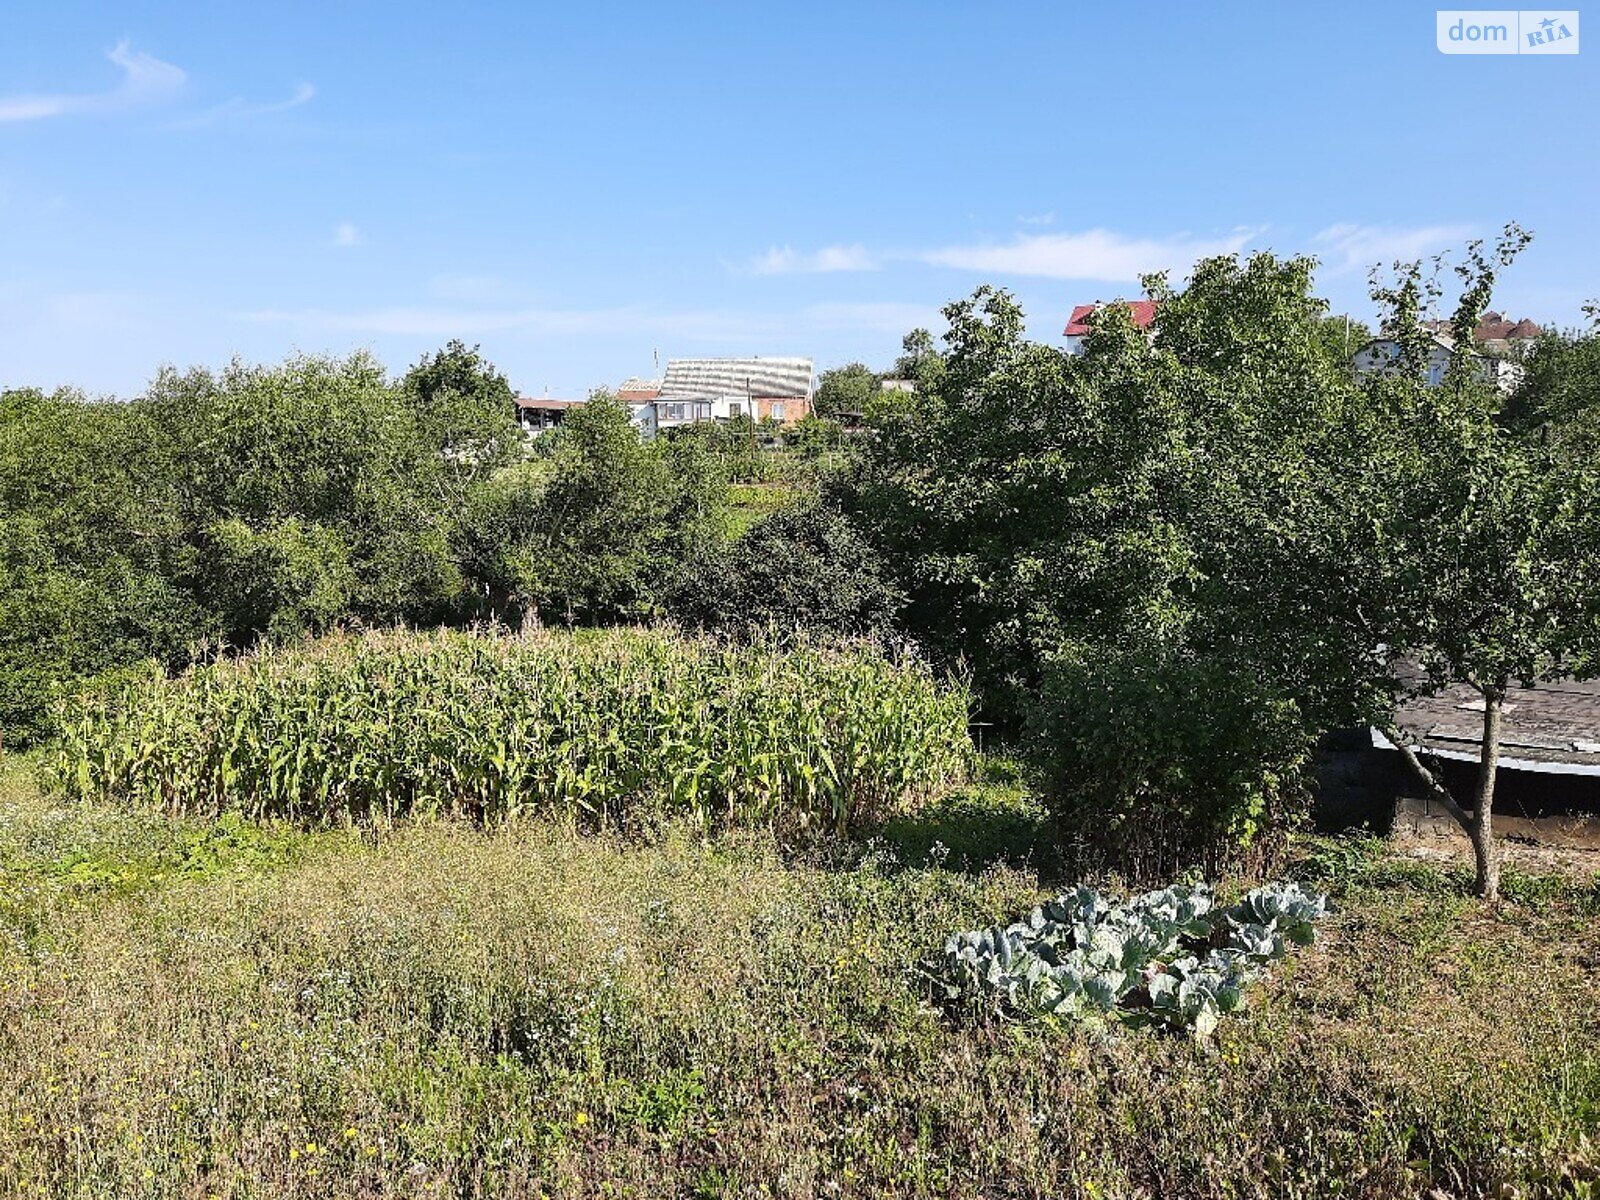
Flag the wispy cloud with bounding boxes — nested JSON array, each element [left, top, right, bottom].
[[0, 40, 186, 123], [919, 226, 1263, 281], [166, 82, 315, 129], [332, 222, 363, 248], [1312, 222, 1476, 273], [745, 227, 1264, 284], [747, 244, 879, 275]]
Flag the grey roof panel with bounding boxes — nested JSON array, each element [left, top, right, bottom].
[[660, 356, 813, 400]]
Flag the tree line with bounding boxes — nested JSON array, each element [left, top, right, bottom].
[[5, 223, 1598, 897]]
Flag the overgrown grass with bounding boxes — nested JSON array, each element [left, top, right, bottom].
[[4, 763, 1598, 1198], [52, 628, 971, 835], [725, 482, 800, 537]]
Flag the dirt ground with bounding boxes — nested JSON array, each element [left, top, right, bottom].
[[1391, 793, 1600, 880]]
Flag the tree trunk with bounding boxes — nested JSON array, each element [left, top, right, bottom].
[[1470, 692, 1504, 900]]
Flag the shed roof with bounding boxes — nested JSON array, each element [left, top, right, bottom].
[[1387, 672, 1600, 773]]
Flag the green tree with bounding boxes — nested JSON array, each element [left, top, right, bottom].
[[1312, 313, 1372, 373], [460, 394, 728, 626], [855, 263, 1387, 877], [0, 389, 205, 745], [399, 339, 523, 486], [813, 362, 878, 421], [144, 352, 467, 644], [1503, 324, 1600, 455], [891, 327, 945, 388], [1358, 224, 1600, 899]]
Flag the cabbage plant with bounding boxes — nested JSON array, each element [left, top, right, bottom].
[[932, 879, 1326, 1035]]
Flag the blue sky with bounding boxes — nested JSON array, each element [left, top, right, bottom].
[[1, 2, 1595, 398]]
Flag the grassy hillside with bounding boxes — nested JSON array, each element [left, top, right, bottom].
[[3, 759, 1598, 1198]]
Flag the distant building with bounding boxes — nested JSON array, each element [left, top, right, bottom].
[[615, 377, 662, 403], [515, 397, 584, 434], [631, 356, 814, 437], [1421, 311, 1541, 354], [1352, 334, 1525, 393], [1062, 299, 1159, 355]]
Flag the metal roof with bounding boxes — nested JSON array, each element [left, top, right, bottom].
[[1387, 669, 1600, 772], [615, 377, 662, 398], [660, 356, 813, 400]]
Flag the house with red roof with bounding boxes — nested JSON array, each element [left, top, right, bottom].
[[1421, 311, 1542, 353], [1062, 299, 1159, 355]]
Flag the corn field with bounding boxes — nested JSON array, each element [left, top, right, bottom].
[[52, 628, 971, 833]]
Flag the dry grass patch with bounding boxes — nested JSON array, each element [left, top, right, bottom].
[[3, 768, 1599, 1198]]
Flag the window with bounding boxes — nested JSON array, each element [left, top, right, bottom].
[[769, 402, 785, 421]]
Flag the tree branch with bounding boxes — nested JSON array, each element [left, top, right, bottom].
[[1379, 723, 1474, 832]]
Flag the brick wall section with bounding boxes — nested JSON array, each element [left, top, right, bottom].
[[755, 396, 812, 424]]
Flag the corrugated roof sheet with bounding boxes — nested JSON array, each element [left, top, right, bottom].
[[616, 377, 662, 400], [660, 356, 813, 400]]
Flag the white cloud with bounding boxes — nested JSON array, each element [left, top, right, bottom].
[[41, 290, 151, 332], [919, 226, 1263, 282], [1312, 223, 1476, 273], [747, 244, 878, 275], [332, 222, 363, 248], [166, 82, 315, 129], [0, 40, 186, 123]]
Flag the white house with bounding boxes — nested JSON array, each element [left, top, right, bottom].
[[1353, 334, 1524, 393], [628, 356, 814, 438], [1062, 299, 1159, 356]]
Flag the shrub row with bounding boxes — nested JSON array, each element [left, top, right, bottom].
[[52, 628, 971, 832]]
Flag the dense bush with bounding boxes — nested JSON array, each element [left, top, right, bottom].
[[850, 265, 1396, 874], [53, 628, 971, 832], [0, 389, 205, 746], [689, 501, 904, 639], [146, 347, 517, 640], [1028, 644, 1313, 881]]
